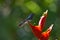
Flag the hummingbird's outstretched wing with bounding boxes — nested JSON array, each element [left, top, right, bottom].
[[19, 14, 34, 27]]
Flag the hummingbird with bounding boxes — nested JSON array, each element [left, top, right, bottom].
[[19, 13, 34, 27]]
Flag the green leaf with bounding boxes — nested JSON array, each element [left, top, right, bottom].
[[25, 1, 42, 14]]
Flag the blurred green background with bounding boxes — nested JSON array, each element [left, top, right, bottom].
[[0, 0, 60, 40]]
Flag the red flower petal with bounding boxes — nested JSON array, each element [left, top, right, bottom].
[[28, 21, 42, 38], [38, 10, 48, 30], [41, 24, 53, 40]]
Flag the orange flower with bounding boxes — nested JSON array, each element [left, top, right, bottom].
[[28, 10, 53, 40]]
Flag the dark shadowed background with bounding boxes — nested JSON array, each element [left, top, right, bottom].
[[0, 0, 60, 40]]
